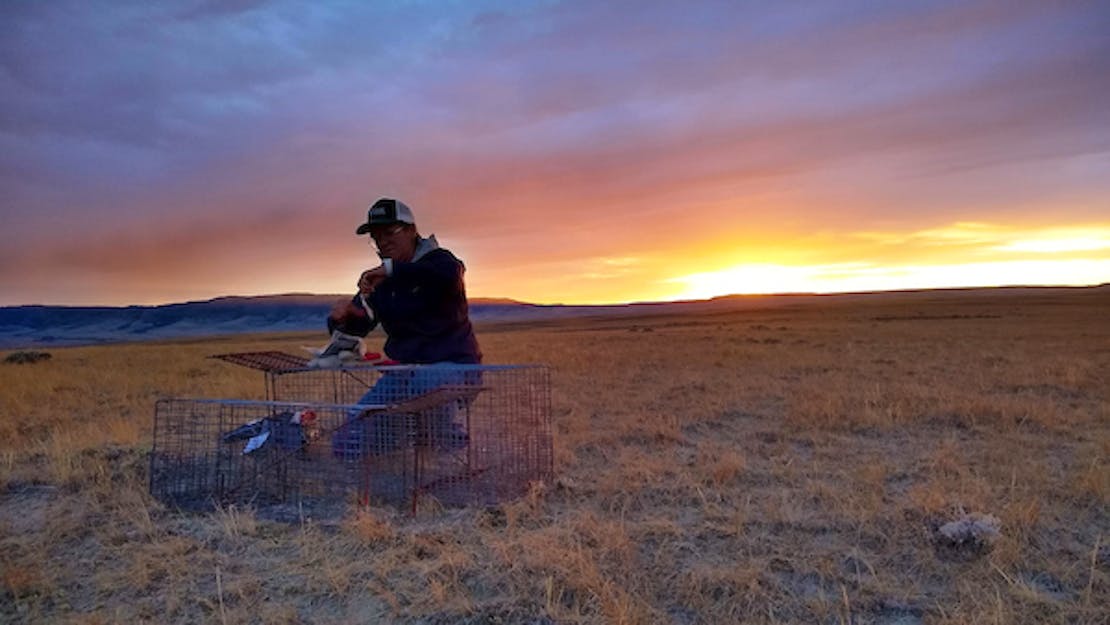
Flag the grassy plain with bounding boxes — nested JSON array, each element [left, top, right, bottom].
[[1, 287, 1107, 624]]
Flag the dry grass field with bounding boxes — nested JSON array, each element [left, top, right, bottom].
[[1, 287, 1107, 624]]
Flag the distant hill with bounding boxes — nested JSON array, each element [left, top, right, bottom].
[[0, 295, 335, 348], [1, 285, 1105, 349], [0, 293, 624, 348], [0, 291, 764, 348], [0, 292, 707, 348]]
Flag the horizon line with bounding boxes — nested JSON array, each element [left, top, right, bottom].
[[3, 282, 1107, 310]]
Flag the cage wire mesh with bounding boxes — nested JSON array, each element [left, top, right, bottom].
[[150, 364, 553, 514]]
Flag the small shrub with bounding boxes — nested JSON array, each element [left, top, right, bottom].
[[4, 350, 52, 365]]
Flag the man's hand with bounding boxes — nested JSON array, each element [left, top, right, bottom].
[[358, 265, 388, 294], [329, 298, 365, 325]]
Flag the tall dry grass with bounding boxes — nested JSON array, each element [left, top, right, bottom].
[[1, 288, 1107, 624]]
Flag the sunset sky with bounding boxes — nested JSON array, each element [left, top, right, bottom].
[[2, 1, 1108, 306]]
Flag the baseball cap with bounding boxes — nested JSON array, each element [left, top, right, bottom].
[[356, 198, 416, 235]]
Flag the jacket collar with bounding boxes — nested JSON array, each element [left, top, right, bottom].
[[412, 234, 439, 262]]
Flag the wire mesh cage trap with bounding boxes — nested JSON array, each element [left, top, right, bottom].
[[150, 363, 553, 514]]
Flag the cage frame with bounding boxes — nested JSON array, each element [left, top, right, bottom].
[[152, 356, 553, 515]]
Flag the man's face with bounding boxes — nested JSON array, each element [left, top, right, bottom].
[[369, 223, 416, 262]]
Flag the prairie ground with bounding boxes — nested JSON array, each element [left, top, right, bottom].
[[1, 288, 1107, 624]]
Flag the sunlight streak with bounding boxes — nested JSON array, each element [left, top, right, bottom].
[[668, 259, 1110, 300], [992, 229, 1110, 254]]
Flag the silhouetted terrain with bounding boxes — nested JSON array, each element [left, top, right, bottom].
[[0, 294, 722, 347], [1, 286, 1104, 348]]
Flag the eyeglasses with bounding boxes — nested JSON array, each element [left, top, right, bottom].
[[368, 224, 407, 241]]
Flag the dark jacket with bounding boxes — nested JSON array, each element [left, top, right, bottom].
[[330, 236, 482, 364]]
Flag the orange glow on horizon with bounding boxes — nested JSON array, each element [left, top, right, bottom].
[[462, 221, 1110, 305], [665, 259, 1110, 301]]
